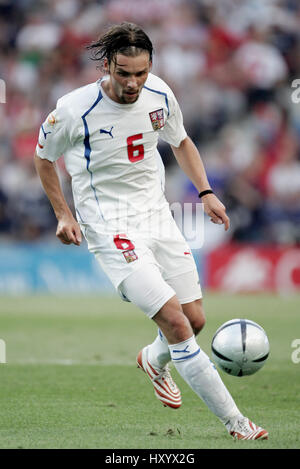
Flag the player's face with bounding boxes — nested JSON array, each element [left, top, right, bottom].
[[105, 52, 152, 104]]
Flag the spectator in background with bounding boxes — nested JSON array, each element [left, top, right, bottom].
[[264, 131, 300, 243], [0, 187, 11, 237]]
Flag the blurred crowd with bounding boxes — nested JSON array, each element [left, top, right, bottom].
[[1, 0, 300, 245]]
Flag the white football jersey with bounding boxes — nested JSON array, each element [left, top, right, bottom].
[[36, 73, 187, 226]]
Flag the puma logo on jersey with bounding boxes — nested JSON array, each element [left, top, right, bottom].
[[100, 126, 114, 138], [41, 124, 51, 140]]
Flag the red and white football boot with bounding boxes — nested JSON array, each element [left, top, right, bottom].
[[227, 416, 269, 440], [137, 346, 182, 409]]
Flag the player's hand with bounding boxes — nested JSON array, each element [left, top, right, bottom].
[[56, 214, 82, 246], [201, 193, 230, 231]]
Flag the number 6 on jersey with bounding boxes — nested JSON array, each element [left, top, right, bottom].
[[127, 133, 144, 162]]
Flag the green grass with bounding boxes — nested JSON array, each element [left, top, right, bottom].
[[0, 293, 299, 449]]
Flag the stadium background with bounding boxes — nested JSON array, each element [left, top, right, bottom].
[[0, 0, 300, 295]]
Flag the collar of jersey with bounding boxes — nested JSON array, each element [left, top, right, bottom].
[[98, 77, 140, 109]]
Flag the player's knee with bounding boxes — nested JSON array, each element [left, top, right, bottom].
[[168, 313, 193, 342], [191, 314, 206, 336], [182, 299, 206, 336], [154, 302, 193, 344]]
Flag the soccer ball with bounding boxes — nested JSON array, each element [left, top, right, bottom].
[[211, 319, 269, 377]]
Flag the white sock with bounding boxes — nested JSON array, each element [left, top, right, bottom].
[[147, 329, 171, 369], [169, 335, 242, 424]]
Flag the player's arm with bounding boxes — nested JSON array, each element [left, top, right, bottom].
[[34, 151, 82, 245], [171, 136, 230, 231]]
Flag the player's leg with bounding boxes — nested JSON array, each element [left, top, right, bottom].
[[120, 263, 240, 422], [144, 207, 205, 369], [167, 270, 206, 335], [119, 264, 184, 409], [146, 270, 205, 370], [152, 298, 243, 424], [149, 294, 193, 344], [89, 226, 182, 398], [181, 299, 206, 335]]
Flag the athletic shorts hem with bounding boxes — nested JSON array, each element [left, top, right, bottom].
[[179, 293, 203, 305], [147, 291, 176, 320], [163, 268, 199, 282], [114, 259, 160, 291], [118, 262, 176, 319]]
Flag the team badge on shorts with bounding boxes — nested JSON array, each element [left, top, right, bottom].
[[149, 108, 164, 130], [123, 250, 138, 263]]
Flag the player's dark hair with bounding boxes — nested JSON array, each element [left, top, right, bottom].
[[87, 22, 153, 66]]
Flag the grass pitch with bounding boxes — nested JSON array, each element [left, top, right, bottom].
[[0, 293, 299, 449]]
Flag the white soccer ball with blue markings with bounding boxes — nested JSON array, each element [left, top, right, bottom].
[[211, 319, 270, 377]]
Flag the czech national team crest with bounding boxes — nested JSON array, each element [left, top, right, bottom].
[[123, 250, 138, 263], [149, 108, 164, 131]]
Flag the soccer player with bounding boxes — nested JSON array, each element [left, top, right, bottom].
[[34, 23, 268, 441]]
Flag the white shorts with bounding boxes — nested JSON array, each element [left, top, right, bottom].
[[84, 207, 202, 318], [119, 265, 202, 318]]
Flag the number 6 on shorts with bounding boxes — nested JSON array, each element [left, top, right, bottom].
[[113, 234, 135, 251]]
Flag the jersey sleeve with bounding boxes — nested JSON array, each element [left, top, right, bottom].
[[35, 103, 72, 162], [159, 91, 187, 148]]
